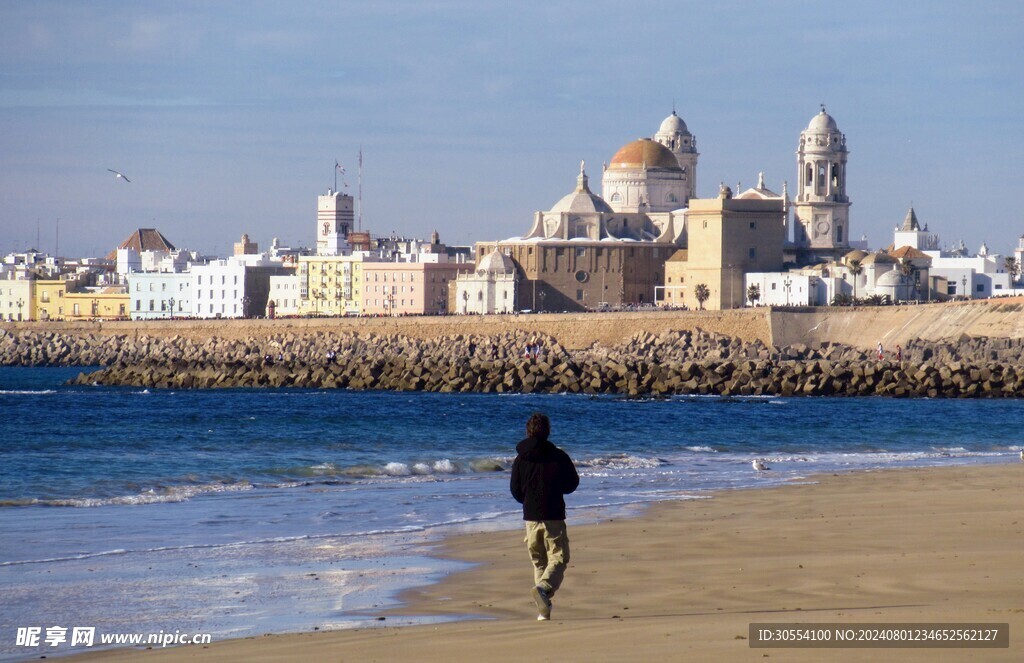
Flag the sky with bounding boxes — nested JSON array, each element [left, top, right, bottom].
[[1, 1, 1023, 259]]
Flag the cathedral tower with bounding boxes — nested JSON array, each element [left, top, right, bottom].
[[792, 106, 850, 259], [653, 110, 698, 203]]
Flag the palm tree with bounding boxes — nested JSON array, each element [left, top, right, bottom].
[[694, 283, 710, 310], [746, 283, 761, 307], [1005, 256, 1020, 284], [847, 259, 863, 304], [897, 257, 914, 302]]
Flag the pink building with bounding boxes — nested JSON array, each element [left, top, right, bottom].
[[361, 261, 470, 315]]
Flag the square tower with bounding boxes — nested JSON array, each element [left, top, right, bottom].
[[317, 189, 354, 256]]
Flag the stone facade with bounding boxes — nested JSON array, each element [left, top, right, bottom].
[[792, 107, 851, 262], [663, 186, 786, 310]]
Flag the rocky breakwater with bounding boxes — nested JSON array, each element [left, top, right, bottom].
[[9, 326, 1017, 398]]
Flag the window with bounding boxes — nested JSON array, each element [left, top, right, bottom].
[[836, 225, 843, 242], [73, 303, 80, 315], [149, 300, 154, 311], [749, 247, 757, 259], [575, 247, 586, 258], [576, 289, 584, 301], [610, 192, 622, 203], [750, 221, 757, 229], [976, 284, 984, 293], [135, 299, 141, 310]]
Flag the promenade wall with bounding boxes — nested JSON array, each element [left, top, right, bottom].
[[4, 298, 1023, 351]]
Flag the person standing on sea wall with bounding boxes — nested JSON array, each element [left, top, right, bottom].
[[510, 412, 579, 621]]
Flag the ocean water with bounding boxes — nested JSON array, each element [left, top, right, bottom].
[[1, 366, 1021, 659]]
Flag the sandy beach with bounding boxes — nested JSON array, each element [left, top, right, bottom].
[[79, 463, 1022, 662]]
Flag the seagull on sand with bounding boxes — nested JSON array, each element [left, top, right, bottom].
[[107, 168, 131, 183], [752, 459, 769, 472], [1019, 450, 1024, 462]]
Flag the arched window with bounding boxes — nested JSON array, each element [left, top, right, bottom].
[[667, 193, 678, 203], [806, 164, 813, 186], [610, 192, 622, 203]]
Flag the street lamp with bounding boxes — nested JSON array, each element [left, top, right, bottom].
[[783, 277, 792, 306], [16, 298, 24, 322], [168, 297, 175, 320], [539, 290, 546, 313], [961, 275, 968, 300], [461, 289, 469, 314], [241, 295, 251, 319]]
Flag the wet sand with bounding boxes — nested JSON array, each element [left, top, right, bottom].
[[79, 463, 1023, 662]]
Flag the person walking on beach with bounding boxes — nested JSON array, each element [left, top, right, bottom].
[[510, 412, 579, 621], [876, 342, 884, 361]]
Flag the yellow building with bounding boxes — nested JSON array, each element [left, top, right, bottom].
[[297, 255, 366, 316], [34, 280, 67, 321], [662, 184, 785, 310], [65, 287, 130, 321]]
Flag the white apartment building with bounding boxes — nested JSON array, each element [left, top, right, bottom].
[[744, 272, 826, 307], [129, 272, 193, 320], [268, 273, 301, 317], [0, 277, 33, 321]]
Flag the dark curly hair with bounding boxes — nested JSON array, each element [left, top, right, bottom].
[[526, 412, 550, 440]]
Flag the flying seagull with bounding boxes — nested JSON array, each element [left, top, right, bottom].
[[752, 459, 769, 472], [107, 168, 131, 183]]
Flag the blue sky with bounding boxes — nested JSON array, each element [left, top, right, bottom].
[[2, 1, 1022, 259]]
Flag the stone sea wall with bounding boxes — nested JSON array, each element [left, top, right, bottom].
[[3, 326, 1024, 398]]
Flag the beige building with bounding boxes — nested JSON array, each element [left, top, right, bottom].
[[363, 260, 468, 316], [662, 183, 786, 310]]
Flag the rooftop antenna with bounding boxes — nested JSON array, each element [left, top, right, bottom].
[[358, 147, 363, 231]]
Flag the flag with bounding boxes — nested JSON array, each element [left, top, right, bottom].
[[335, 161, 346, 174]]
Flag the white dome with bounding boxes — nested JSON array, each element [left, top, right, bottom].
[[807, 108, 839, 132], [876, 270, 905, 287], [659, 111, 689, 135], [477, 249, 515, 274]]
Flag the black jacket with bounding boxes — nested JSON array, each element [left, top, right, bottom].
[[510, 436, 579, 521]]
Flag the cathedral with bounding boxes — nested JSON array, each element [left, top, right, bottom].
[[472, 106, 852, 311]]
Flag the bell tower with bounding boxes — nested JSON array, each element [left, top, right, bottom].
[[792, 106, 850, 259], [653, 109, 699, 203]]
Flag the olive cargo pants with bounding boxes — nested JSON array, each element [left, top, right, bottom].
[[524, 520, 570, 595]]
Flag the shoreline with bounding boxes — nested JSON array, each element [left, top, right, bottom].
[[72, 462, 1023, 662]]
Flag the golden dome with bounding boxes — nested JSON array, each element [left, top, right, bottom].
[[608, 138, 680, 170]]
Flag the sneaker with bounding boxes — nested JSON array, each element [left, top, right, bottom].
[[531, 585, 551, 620]]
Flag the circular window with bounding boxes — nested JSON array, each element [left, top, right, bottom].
[[574, 270, 589, 283]]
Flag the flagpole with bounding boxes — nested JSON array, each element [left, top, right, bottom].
[[358, 147, 363, 232], [334, 160, 338, 192]]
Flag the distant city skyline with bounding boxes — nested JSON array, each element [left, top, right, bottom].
[[2, 1, 1022, 259]]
